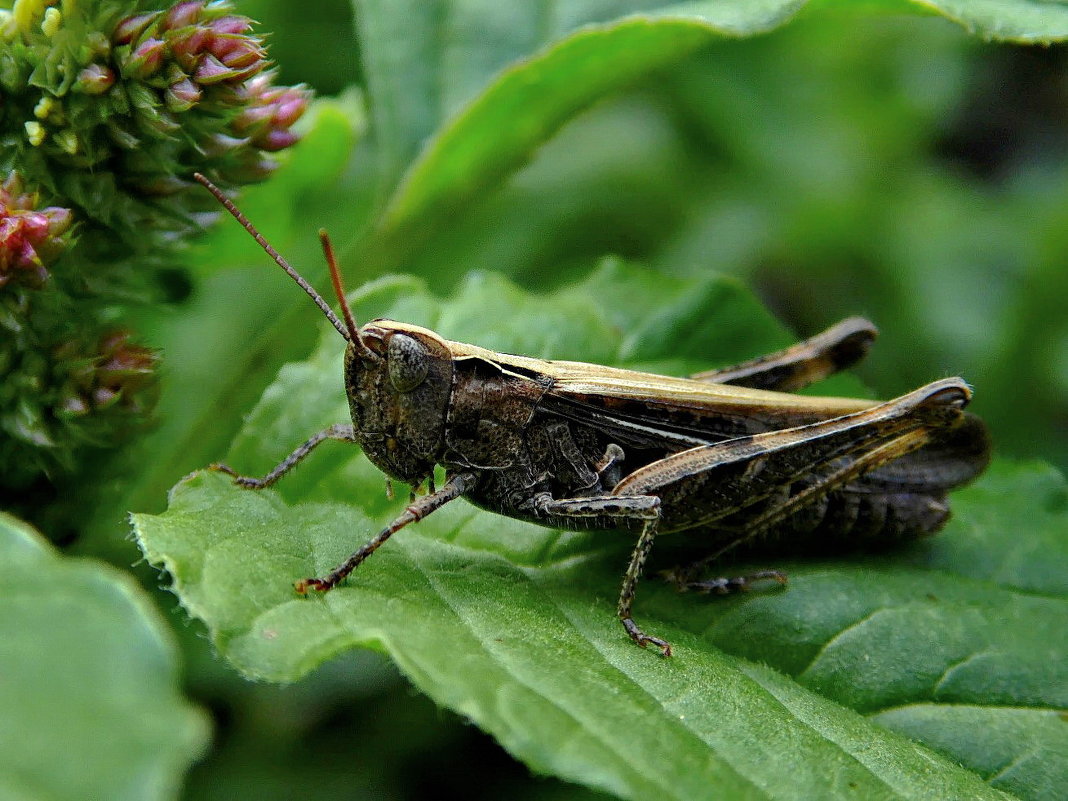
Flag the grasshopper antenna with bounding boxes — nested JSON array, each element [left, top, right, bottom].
[[193, 172, 351, 342], [318, 228, 376, 359]]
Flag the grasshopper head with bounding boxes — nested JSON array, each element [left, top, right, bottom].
[[188, 176, 452, 486], [343, 320, 453, 485]]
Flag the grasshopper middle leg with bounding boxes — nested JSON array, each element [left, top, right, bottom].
[[534, 493, 673, 656]]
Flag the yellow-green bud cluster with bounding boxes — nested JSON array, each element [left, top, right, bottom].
[[0, 1, 311, 497], [0, 0, 310, 232]]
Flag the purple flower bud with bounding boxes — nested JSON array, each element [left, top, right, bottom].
[[0, 217, 18, 246], [193, 53, 242, 84], [44, 207, 73, 236], [210, 16, 252, 35], [170, 27, 213, 70], [20, 213, 50, 242], [230, 104, 273, 134], [19, 243, 44, 273], [271, 90, 308, 128], [243, 74, 273, 98], [211, 35, 263, 70], [1, 175, 74, 288]]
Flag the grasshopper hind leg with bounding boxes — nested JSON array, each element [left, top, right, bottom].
[[692, 317, 877, 391]]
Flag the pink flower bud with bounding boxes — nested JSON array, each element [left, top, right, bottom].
[[230, 104, 273, 134], [44, 207, 73, 236], [161, 1, 205, 31], [165, 77, 201, 112], [1, 178, 74, 287], [271, 91, 308, 128], [170, 26, 213, 70], [211, 36, 263, 70], [113, 12, 160, 45], [193, 53, 242, 84], [76, 64, 116, 95], [125, 38, 167, 79], [0, 217, 18, 246], [254, 129, 300, 152], [210, 16, 252, 35], [245, 74, 271, 94], [20, 213, 50, 242]]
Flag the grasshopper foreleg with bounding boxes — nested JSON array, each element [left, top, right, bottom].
[[211, 424, 356, 489], [296, 471, 477, 594], [534, 493, 672, 656]]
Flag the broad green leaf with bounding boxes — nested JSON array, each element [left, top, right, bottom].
[[371, 13, 798, 258], [356, 0, 1068, 203], [134, 263, 1064, 800], [357, 2, 1068, 271], [0, 514, 208, 801], [900, 0, 1068, 41]]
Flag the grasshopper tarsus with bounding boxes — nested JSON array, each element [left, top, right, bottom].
[[622, 618, 673, 658], [295, 472, 475, 598], [208, 462, 267, 489], [294, 577, 329, 595], [672, 569, 788, 595]]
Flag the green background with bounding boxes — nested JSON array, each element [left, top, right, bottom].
[[8, 0, 1068, 799]]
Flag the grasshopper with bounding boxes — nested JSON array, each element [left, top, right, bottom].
[[195, 174, 990, 657]]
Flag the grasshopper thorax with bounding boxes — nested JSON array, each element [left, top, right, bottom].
[[344, 320, 454, 485]]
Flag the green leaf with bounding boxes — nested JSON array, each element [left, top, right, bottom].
[[371, 14, 798, 259], [0, 513, 208, 801], [356, 0, 1068, 201], [133, 263, 1064, 800], [358, 1, 1068, 272], [897, 0, 1068, 42]]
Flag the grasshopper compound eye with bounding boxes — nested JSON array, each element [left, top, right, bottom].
[[387, 334, 430, 392]]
